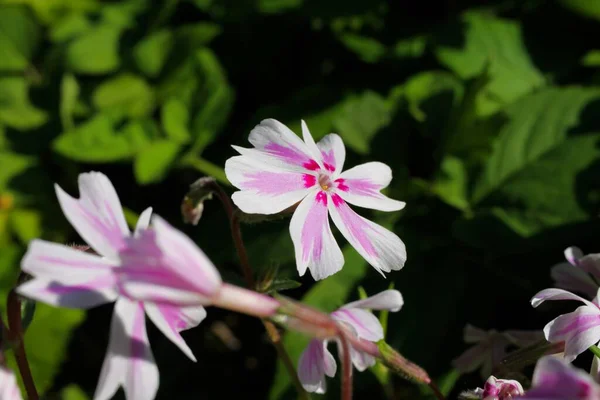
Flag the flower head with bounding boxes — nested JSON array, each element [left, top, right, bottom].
[[463, 376, 524, 400], [531, 288, 600, 362], [453, 325, 544, 378], [519, 356, 600, 399], [551, 247, 600, 299], [17, 172, 212, 400], [0, 367, 22, 400], [297, 289, 403, 393], [225, 119, 406, 280]]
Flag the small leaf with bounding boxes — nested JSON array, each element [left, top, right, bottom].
[[559, 0, 600, 21], [133, 29, 174, 78], [92, 73, 155, 118], [60, 73, 80, 131], [0, 77, 48, 130], [0, 6, 40, 71], [338, 33, 386, 63], [134, 140, 181, 184], [266, 278, 301, 294], [66, 24, 121, 74], [162, 98, 191, 143], [582, 50, 600, 67], [431, 156, 469, 211], [9, 209, 42, 244]]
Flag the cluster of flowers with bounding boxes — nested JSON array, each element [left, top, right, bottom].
[[2, 118, 600, 399]]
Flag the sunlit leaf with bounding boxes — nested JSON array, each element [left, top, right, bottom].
[[0, 5, 40, 71], [92, 73, 155, 118], [134, 139, 181, 184], [134, 29, 174, 78], [66, 24, 121, 74]]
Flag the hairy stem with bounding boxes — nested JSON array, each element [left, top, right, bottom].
[[337, 329, 353, 400], [208, 180, 310, 400], [7, 289, 38, 400]]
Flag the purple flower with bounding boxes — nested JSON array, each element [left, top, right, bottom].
[[551, 247, 600, 299], [519, 356, 600, 399], [531, 288, 600, 362], [467, 376, 524, 400], [453, 325, 544, 378], [0, 367, 22, 400], [225, 119, 406, 280], [297, 290, 403, 393], [17, 172, 217, 400]]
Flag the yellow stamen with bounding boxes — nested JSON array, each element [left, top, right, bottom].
[[321, 184, 329, 190]]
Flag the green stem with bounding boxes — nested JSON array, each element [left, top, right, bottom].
[[181, 156, 230, 186], [590, 345, 600, 358]]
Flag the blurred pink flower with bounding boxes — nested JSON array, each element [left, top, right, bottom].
[[297, 290, 403, 393], [519, 356, 600, 399], [471, 376, 524, 400], [531, 288, 600, 362], [225, 119, 406, 280], [0, 367, 22, 400], [453, 325, 544, 378], [17, 172, 212, 400], [551, 247, 600, 299]]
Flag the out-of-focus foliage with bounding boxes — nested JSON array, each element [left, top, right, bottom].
[[1, 0, 600, 399]]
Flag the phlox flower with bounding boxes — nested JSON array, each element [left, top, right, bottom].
[[0, 367, 22, 400], [531, 288, 600, 362], [519, 355, 600, 399], [297, 289, 403, 393], [551, 247, 600, 299], [453, 325, 544, 378], [17, 172, 218, 400], [462, 376, 524, 400], [225, 119, 406, 280]]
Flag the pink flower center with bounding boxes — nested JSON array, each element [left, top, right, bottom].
[[318, 173, 333, 191]]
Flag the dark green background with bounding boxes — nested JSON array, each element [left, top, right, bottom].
[[2, 0, 600, 398]]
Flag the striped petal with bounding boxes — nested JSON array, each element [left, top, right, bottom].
[[342, 290, 403, 312], [316, 133, 345, 176], [331, 308, 383, 342], [544, 305, 600, 362], [297, 339, 336, 394], [531, 288, 596, 309]]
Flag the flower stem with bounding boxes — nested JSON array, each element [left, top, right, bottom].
[[7, 289, 38, 400], [206, 180, 310, 400], [590, 344, 600, 358], [337, 329, 353, 400]]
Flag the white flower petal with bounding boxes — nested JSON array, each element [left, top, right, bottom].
[[289, 191, 344, 280], [95, 299, 159, 400], [145, 303, 206, 362], [331, 308, 384, 342], [316, 134, 345, 176], [328, 194, 406, 276], [18, 277, 118, 309], [526, 355, 600, 399], [341, 289, 403, 312], [301, 120, 325, 167], [226, 155, 313, 214], [297, 339, 336, 394], [56, 172, 129, 259], [134, 207, 153, 238], [0, 367, 23, 400], [335, 162, 405, 212], [531, 288, 596, 308], [551, 261, 599, 299], [544, 305, 600, 361]]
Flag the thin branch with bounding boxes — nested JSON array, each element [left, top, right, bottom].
[[7, 289, 38, 400], [205, 180, 310, 400]]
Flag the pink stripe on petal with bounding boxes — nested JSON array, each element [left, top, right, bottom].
[[264, 142, 313, 167], [297, 339, 336, 394], [241, 171, 308, 194], [330, 194, 376, 256], [331, 308, 384, 342]]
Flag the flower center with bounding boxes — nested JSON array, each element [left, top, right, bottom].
[[318, 174, 333, 191]]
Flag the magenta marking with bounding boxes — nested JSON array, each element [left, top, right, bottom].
[[324, 163, 335, 172], [331, 195, 377, 256], [303, 159, 320, 171], [321, 149, 336, 169], [315, 191, 327, 205], [264, 143, 310, 166], [335, 178, 349, 192], [555, 313, 600, 336], [331, 193, 344, 207], [303, 174, 316, 188]]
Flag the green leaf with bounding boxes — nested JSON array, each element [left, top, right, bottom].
[[9, 208, 42, 244], [435, 12, 545, 116], [431, 156, 469, 211], [332, 91, 391, 154], [92, 74, 155, 118], [49, 13, 92, 42], [266, 278, 301, 294], [53, 115, 136, 162], [392, 35, 427, 59], [134, 140, 181, 184], [0, 77, 48, 130], [176, 23, 222, 50], [403, 70, 463, 123], [60, 73, 80, 131], [559, 0, 600, 21], [582, 50, 600, 67], [0, 152, 34, 191], [133, 29, 174, 78], [61, 384, 89, 400], [0, 6, 40, 71], [338, 33, 386, 63], [66, 24, 121, 74], [269, 246, 368, 400], [469, 87, 600, 237], [162, 98, 191, 143]]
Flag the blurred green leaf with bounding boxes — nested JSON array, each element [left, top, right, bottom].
[[338, 33, 386, 63], [162, 98, 191, 143], [53, 115, 135, 162], [49, 13, 93, 42], [0, 152, 34, 191], [469, 87, 600, 236], [259, 0, 303, 14], [0, 78, 48, 130], [403, 70, 463, 123], [269, 246, 367, 400], [582, 50, 600, 67], [60, 384, 89, 400], [559, 0, 600, 21], [9, 208, 42, 243], [266, 278, 301, 294], [134, 29, 174, 78], [393, 35, 427, 59], [436, 12, 545, 116], [60, 74, 80, 131], [92, 74, 155, 118], [431, 156, 469, 211], [176, 23, 222, 50], [66, 24, 121, 74], [0, 5, 40, 71], [134, 139, 181, 184], [332, 91, 391, 154]]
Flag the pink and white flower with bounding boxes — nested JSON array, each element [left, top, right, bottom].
[[519, 355, 600, 399], [453, 325, 544, 378], [17, 172, 215, 400], [531, 288, 600, 362], [467, 376, 524, 400], [225, 119, 406, 280], [297, 290, 403, 393], [0, 367, 22, 400], [551, 247, 600, 299]]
